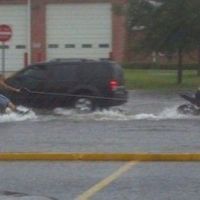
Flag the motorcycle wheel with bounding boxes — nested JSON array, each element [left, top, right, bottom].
[[177, 104, 200, 115]]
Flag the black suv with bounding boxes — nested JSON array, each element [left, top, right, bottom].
[[1, 59, 128, 111]]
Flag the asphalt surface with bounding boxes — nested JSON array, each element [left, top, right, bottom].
[[0, 90, 200, 200], [0, 162, 200, 200]]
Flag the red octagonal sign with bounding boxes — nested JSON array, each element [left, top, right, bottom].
[[0, 24, 12, 42]]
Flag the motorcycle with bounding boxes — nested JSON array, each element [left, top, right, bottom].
[[177, 93, 200, 115]]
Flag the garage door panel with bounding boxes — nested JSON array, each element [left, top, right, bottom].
[[48, 29, 111, 37], [47, 3, 112, 60], [48, 49, 111, 60], [48, 35, 111, 41]]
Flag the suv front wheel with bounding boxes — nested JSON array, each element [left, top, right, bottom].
[[74, 97, 95, 113]]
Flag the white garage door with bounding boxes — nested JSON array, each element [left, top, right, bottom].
[[46, 3, 112, 60], [0, 5, 27, 72]]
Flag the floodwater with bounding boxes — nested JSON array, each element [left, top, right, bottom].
[[0, 90, 198, 123], [0, 90, 199, 153], [0, 90, 200, 200]]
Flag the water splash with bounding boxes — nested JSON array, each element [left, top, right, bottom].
[[54, 107, 75, 116], [2, 105, 197, 123], [52, 106, 199, 121], [0, 106, 37, 123]]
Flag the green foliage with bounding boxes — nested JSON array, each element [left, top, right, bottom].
[[122, 63, 199, 70], [124, 69, 200, 90], [127, 0, 200, 84], [127, 0, 200, 52], [127, 0, 155, 30]]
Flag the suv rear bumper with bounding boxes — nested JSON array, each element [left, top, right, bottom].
[[99, 88, 128, 107], [111, 88, 128, 106]]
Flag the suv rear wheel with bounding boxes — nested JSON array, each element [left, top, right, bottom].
[[74, 97, 95, 113]]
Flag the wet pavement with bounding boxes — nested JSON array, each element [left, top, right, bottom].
[[0, 90, 200, 200], [0, 161, 200, 200]]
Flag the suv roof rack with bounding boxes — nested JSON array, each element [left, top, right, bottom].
[[49, 58, 96, 63]]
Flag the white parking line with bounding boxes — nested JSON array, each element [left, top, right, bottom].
[[75, 161, 138, 200]]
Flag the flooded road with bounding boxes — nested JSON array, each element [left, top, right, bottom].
[[0, 90, 199, 153], [0, 90, 200, 200]]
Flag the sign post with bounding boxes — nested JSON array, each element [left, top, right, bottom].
[[1, 41, 5, 75], [0, 24, 12, 75]]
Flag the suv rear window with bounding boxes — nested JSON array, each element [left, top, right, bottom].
[[111, 63, 125, 85], [78, 62, 112, 83]]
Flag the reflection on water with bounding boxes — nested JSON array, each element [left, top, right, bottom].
[[0, 190, 56, 200]]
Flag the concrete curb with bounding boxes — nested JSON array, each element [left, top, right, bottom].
[[0, 153, 200, 161]]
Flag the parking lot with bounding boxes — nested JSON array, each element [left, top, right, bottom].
[[0, 161, 200, 200], [0, 90, 200, 199]]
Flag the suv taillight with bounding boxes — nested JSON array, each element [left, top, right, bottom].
[[109, 80, 119, 90]]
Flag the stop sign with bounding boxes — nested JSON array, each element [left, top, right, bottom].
[[0, 24, 12, 42]]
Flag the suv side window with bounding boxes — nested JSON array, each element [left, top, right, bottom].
[[50, 63, 79, 81], [21, 65, 47, 80], [13, 65, 48, 90]]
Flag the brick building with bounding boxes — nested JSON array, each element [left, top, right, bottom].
[[0, 0, 128, 72]]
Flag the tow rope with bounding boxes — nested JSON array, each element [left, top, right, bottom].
[[21, 88, 127, 101]]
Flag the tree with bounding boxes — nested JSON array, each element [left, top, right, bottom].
[[127, 0, 200, 84]]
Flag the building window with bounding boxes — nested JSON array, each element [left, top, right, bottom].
[[65, 44, 75, 48], [48, 44, 59, 48], [99, 44, 109, 48], [16, 45, 26, 49], [82, 44, 92, 48], [0, 45, 9, 49]]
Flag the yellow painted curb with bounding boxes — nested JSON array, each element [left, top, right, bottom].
[[0, 153, 200, 161]]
